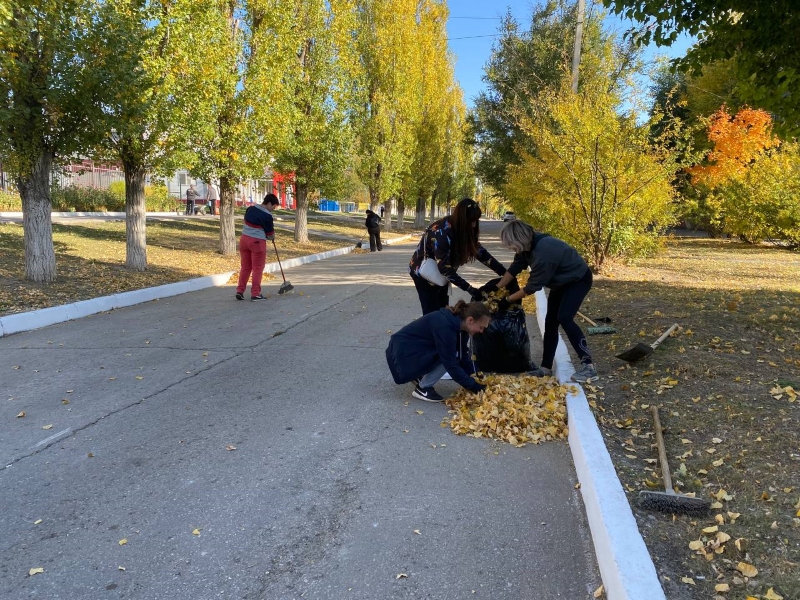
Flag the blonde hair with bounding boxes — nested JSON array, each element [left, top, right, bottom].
[[500, 220, 535, 253]]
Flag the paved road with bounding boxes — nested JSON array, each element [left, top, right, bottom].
[[0, 224, 600, 599]]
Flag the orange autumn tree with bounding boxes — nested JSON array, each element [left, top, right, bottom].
[[689, 105, 778, 186]]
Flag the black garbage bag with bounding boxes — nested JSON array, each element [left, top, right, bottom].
[[473, 306, 532, 374]]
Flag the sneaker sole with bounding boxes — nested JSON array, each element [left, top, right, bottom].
[[571, 374, 599, 383], [411, 391, 444, 403]]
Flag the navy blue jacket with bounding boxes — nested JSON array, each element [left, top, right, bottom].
[[385, 308, 482, 393]]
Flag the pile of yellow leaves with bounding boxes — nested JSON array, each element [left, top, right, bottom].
[[481, 286, 510, 313], [444, 374, 573, 447]]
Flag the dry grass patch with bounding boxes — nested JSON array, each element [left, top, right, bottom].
[[581, 237, 800, 599], [0, 219, 347, 316]]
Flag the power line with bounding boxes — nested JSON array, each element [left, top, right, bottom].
[[447, 34, 501, 40]]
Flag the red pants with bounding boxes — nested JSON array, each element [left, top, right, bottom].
[[236, 235, 267, 297]]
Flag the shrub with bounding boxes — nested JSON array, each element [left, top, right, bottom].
[[144, 184, 174, 212], [504, 87, 678, 268], [718, 143, 800, 247], [51, 186, 124, 211], [0, 189, 22, 211]]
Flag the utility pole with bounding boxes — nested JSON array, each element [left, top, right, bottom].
[[571, 0, 585, 93]]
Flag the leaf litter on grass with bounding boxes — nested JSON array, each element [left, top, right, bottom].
[[0, 219, 347, 316], [579, 237, 800, 600]]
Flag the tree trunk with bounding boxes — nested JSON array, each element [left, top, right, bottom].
[[295, 182, 309, 243], [415, 194, 426, 227], [124, 163, 147, 271], [396, 197, 405, 230], [18, 152, 57, 283], [219, 176, 237, 255], [429, 189, 438, 223], [383, 199, 392, 230], [369, 186, 379, 211]]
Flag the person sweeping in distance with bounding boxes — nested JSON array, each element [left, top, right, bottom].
[[494, 220, 598, 383], [386, 301, 490, 402], [408, 198, 508, 315], [235, 193, 280, 301]]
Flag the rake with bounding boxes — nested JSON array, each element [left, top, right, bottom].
[[639, 406, 711, 516], [616, 323, 679, 363], [576, 311, 617, 335], [271, 239, 294, 294]]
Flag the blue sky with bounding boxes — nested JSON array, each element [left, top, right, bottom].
[[446, 0, 694, 108]]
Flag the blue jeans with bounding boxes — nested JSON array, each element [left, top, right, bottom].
[[420, 363, 447, 388]]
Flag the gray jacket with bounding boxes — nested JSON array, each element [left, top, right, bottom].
[[508, 233, 588, 294]]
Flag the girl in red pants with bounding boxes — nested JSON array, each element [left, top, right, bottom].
[[236, 193, 279, 301]]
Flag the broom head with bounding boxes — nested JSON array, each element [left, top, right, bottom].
[[638, 490, 711, 516], [278, 282, 294, 295], [587, 325, 616, 335], [616, 343, 654, 363]]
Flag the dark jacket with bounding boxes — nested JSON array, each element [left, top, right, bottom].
[[409, 217, 506, 291], [385, 308, 482, 393], [508, 233, 589, 295], [241, 205, 276, 241], [365, 211, 381, 230]]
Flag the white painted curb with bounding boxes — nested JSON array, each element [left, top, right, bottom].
[[0, 212, 176, 218], [0, 232, 419, 339], [533, 289, 665, 600]]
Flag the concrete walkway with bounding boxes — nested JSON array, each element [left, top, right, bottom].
[[0, 233, 600, 599]]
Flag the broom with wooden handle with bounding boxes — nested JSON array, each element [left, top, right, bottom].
[[639, 406, 711, 515]]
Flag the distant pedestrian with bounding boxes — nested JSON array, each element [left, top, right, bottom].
[[365, 209, 382, 252], [495, 220, 597, 383], [206, 180, 220, 216], [380, 206, 385, 219], [185, 183, 199, 215], [385, 300, 490, 402], [236, 193, 279, 301]]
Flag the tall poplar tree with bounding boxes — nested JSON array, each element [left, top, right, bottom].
[[273, 0, 358, 243], [352, 0, 421, 229], [194, 0, 297, 256], [93, 0, 217, 270], [0, 0, 105, 282]]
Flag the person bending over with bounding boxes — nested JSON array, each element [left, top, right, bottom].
[[386, 301, 490, 402], [495, 220, 597, 383], [408, 198, 507, 315], [235, 193, 279, 301]]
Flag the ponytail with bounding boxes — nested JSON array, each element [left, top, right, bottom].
[[449, 300, 491, 321]]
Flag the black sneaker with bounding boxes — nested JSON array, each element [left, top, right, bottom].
[[235, 292, 244, 301], [251, 294, 266, 301], [412, 385, 444, 403]]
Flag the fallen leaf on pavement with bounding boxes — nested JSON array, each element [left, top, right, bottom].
[[29, 568, 44, 576]]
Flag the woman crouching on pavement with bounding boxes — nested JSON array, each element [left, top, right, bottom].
[[494, 220, 597, 383], [386, 301, 490, 402]]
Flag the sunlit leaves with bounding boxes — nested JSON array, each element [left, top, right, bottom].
[[445, 374, 572, 447]]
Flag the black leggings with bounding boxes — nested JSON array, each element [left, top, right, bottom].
[[411, 273, 449, 315], [541, 269, 593, 369]]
